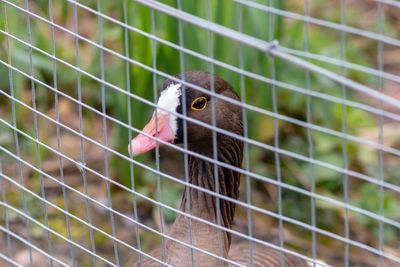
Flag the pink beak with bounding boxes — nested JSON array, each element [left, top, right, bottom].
[[128, 112, 176, 156]]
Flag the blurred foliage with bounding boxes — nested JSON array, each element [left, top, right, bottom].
[[0, 0, 399, 263]]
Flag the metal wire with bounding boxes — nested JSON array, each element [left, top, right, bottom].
[[1, 96, 399, 265], [267, 2, 285, 266], [0, 160, 13, 265], [0, 121, 399, 265], [24, 1, 53, 266], [176, 0, 195, 265], [376, 0, 400, 8], [340, 1, 350, 266], [2, 78, 398, 198], [97, 1, 120, 264], [0, 148, 333, 267], [2, 82, 400, 248], [303, 2, 317, 266], [2, 113, 400, 233], [237, 3, 253, 267], [1, 1, 399, 266], [3, 0, 400, 111], [132, 0, 400, 109], [232, 0, 400, 48], [0, 252, 22, 267], [150, 6, 168, 264], [1, 87, 400, 241], [71, 3, 97, 266], [123, 0, 143, 265], [2, 2, 33, 266], [48, 0, 76, 265], [205, 2, 225, 266], [377, 3, 385, 267]]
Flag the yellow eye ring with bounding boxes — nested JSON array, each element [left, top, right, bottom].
[[191, 97, 207, 111]]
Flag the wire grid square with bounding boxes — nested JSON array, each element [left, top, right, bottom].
[[0, 0, 399, 266]]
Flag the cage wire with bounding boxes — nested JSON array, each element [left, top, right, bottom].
[[0, 0, 399, 266]]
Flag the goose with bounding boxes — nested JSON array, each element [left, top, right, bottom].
[[128, 70, 308, 267]]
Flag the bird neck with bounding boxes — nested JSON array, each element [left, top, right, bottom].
[[184, 137, 242, 229], [167, 137, 243, 265]]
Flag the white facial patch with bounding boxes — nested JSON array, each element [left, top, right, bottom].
[[156, 83, 182, 134]]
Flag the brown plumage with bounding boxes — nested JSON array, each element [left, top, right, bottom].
[[129, 71, 308, 267]]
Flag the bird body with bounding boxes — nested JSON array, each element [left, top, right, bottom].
[[129, 71, 308, 267]]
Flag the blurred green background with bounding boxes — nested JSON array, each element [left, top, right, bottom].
[[0, 0, 399, 266]]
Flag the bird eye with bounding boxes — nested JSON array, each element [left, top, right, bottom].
[[191, 97, 207, 111]]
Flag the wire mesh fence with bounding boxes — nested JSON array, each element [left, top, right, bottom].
[[0, 0, 399, 266]]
